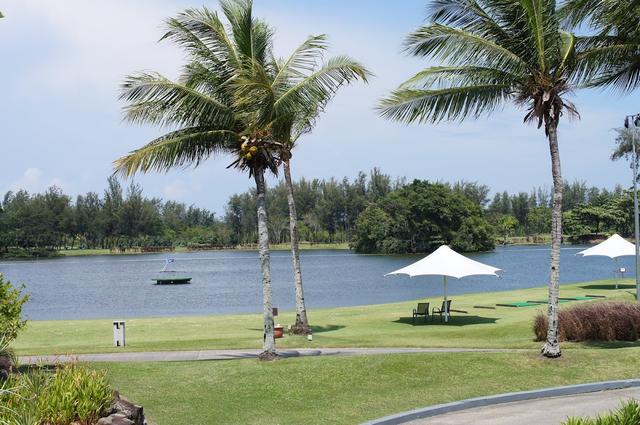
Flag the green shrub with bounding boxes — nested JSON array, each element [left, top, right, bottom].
[[0, 364, 113, 425], [0, 273, 29, 343], [562, 399, 640, 424], [39, 364, 113, 425], [534, 301, 640, 342]]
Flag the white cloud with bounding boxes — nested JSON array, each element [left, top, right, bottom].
[[10, 167, 42, 192], [7, 168, 70, 193], [5, 0, 183, 96], [163, 180, 187, 200]]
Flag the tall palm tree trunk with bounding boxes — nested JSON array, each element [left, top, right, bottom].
[[542, 121, 563, 358], [254, 166, 277, 360], [283, 159, 311, 335]]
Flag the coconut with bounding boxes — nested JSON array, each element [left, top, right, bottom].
[[249, 146, 258, 154], [245, 153, 253, 160]]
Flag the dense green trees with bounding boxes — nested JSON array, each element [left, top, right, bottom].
[[0, 172, 632, 257], [352, 180, 495, 254], [0, 178, 222, 256]]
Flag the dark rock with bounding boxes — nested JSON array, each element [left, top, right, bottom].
[[96, 413, 134, 425], [106, 392, 145, 425], [0, 355, 12, 379]]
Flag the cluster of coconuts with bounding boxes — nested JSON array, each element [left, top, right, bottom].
[[240, 137, 259, 160]]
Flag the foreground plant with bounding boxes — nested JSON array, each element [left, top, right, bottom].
[[114, 0, 282, 359], [563, 399, 640, 424], [0, 364, 112, 425], [378, 0, 617, 357], [0, 274, 29, 344]]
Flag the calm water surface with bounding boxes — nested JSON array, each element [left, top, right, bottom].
[[0, 245, 633, 320]]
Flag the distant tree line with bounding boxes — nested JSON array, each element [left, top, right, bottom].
[[0, 169, 634, 257], [0, 177, 227, 256]]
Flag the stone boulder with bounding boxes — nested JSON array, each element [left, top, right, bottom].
[[0, 355, 12, 380], [96, 413, 134, 425], [99, 392, 146, 425]]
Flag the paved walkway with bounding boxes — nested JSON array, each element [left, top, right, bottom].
[[406, 387, 640, 425], [19, 347, 531, 364]]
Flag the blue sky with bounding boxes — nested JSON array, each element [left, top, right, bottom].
[[0, 0, 638, 215]]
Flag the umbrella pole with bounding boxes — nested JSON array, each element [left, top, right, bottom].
[[443, 276, 449, 323], [614, 257, 619, 290]]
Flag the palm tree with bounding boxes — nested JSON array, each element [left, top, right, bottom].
[[236, 36, 370, 334], [560, 1, 640, 92], [114, 0, 282, 360], [378, 0, 611, 358]]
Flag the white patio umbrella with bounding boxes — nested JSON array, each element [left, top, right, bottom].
[[386, 245, 501, 322], [577, 234, 635, 288]]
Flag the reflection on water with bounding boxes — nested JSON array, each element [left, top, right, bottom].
[[0, 245, 633, 320]]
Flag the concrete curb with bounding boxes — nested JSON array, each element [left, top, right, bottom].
[[361, 379, 640, 425]]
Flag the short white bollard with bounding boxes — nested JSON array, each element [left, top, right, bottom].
[[113, 321, 126, 347]]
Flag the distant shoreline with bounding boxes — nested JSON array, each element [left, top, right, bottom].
[[0, 235, 601, 260]]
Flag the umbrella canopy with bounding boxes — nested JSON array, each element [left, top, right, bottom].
[[386, 245, 501, 322], [577, 234, 635, 259], [386, 245, 501, 279]]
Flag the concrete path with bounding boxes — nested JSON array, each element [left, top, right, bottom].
[[406, 387, 640, 425], [19, 347, 531, 364]]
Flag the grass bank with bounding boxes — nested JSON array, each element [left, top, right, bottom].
[[100, 348, 640, 425], [57, 242, 349, 257], [16, 279, 636, 355]]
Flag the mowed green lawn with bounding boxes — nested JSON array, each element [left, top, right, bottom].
[[100, 348, 640, 425], [16, 279, 637, 355]]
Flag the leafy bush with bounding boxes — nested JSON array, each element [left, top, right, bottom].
[[534, 301, 640, 342], [0, 273, 29, 343], [352, 180, 495, 254], [562, 399, 640, 424], [0, 364, 113, 425]]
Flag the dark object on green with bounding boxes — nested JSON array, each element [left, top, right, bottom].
[[153, 276, 192, 285], [432, 300, 452, 320], [412, 302, 430, 323], [497, 302, 542, 308]]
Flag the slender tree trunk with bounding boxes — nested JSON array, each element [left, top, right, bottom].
[[541, 121, 562, 358], [254, 166, 277, 360], [283, 159, 311, 335]]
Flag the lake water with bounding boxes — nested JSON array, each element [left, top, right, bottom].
[[0, 245, 634, 321]]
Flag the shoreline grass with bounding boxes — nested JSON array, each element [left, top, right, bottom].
[[56, 242, 350, 257], [15, 279, 636, 356], [101, 348, 640, 425]]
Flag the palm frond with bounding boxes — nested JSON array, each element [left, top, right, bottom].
[[400, 66, 520, 89], [429, 0, 517, 52], [272, 35, 329, 94], [574, 41, 640, 89], [273, 55, 370, 117], [114, 128, 239, 176], [220, 0, 273, 65], [120, 73, 234, 128], [405, 24, 528, 73], [161, 8, 239, 72], [378, 84, 512, 124]]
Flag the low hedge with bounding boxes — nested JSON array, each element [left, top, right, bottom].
[[534, 301, 640, 342]]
